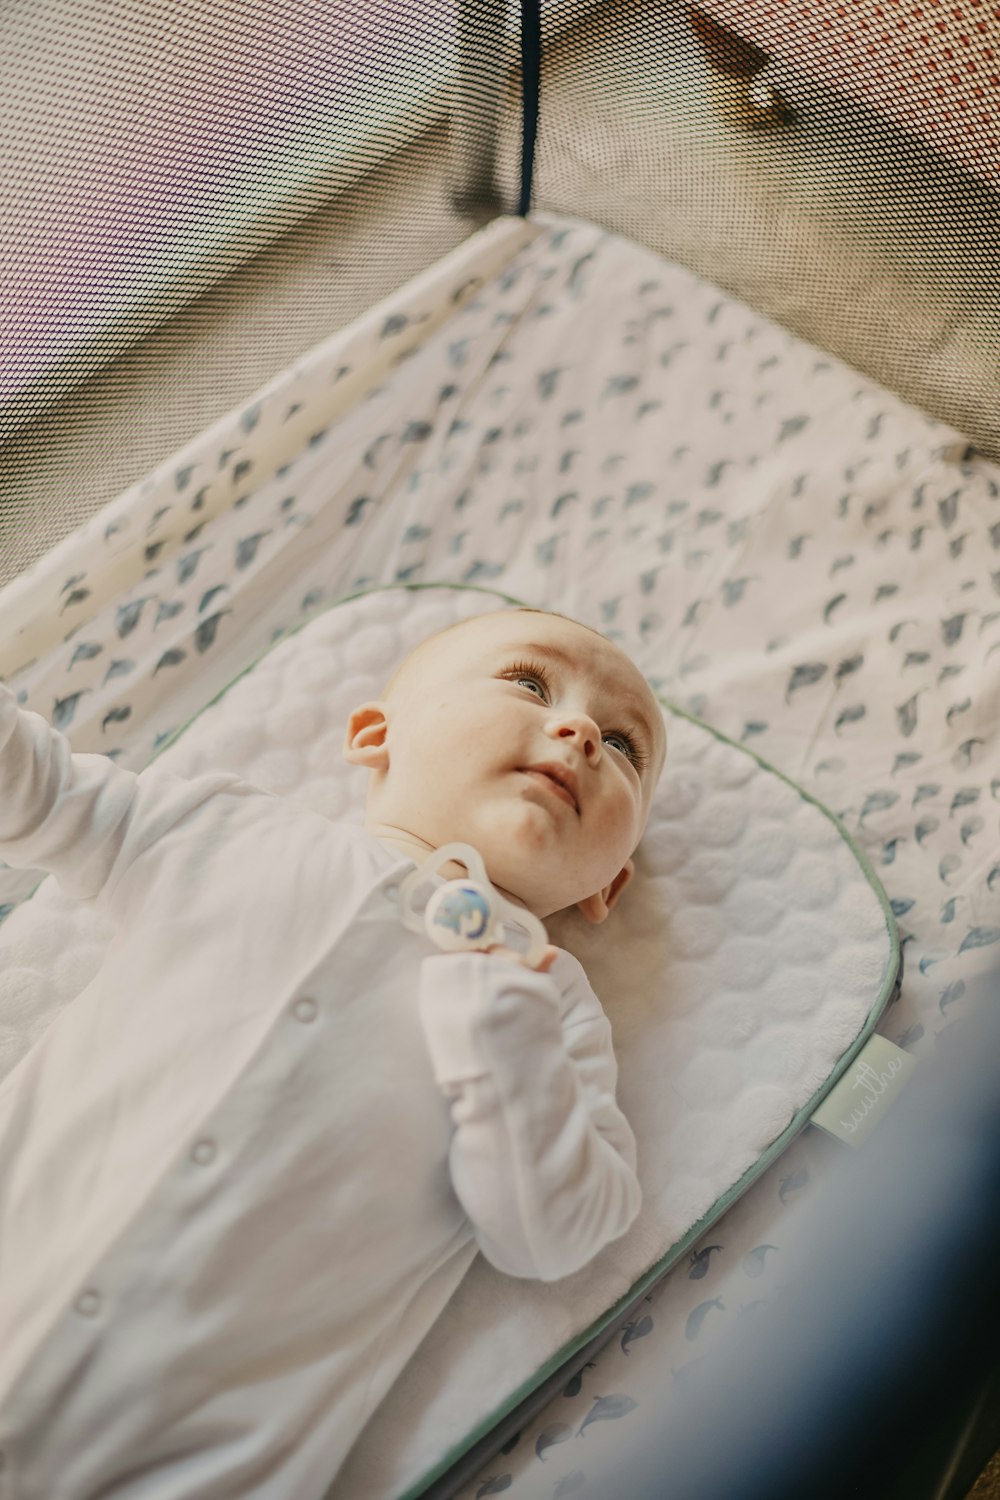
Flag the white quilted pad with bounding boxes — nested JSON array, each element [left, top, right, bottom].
[[0, 583, 896, 1497]]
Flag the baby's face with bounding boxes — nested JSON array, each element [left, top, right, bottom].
[[345, 611, 667, 921]]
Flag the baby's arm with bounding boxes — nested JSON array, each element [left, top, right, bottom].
[[419, 948, 641, 1283], [0, 680, 238, 911]]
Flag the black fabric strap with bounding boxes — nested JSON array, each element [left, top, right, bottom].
[[518, 0, 541, 217]]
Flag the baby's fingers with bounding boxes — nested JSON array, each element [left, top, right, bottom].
[[534, 944, 559, 973], [485, 942, 558, 973]]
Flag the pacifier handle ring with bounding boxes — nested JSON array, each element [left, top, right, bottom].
[[428, 843, 489, 884], [398, 843, 487, 936], [397, 842, 549, 965]]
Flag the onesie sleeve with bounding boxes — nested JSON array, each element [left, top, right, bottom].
[[0, 679, 244, 912], [418, 948, 641, 1283]]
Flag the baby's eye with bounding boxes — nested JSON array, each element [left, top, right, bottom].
[[604, 730, 646, 770], [501, 660, 552, 699]]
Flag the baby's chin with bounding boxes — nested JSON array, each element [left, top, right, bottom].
[[427, 808, 592, 919], [441, 839, 560, 916], [385, 787, 620, 916]]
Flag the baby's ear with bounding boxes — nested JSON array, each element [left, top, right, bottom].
[[342, 702, 389, 768], [576, 859, 634, 924]]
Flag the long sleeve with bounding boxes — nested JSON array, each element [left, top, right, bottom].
[[418, 948, 641, 1283], [0, 679, 244, 913]]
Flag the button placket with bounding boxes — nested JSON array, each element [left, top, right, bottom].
[[75, 1289, 101, 1318]]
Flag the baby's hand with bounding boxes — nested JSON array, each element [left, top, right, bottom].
[[484, 943, 559, 974]]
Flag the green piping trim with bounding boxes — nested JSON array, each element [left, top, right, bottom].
[[5, 580, 900, 1499]]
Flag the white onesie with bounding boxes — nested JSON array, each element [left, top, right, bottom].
[[0, 681, 641, 1500]]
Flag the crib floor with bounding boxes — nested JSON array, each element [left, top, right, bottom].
[[4, 2, 1000, 1491]]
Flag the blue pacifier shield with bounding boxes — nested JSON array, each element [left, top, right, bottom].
[[425, 881, 494, 951]]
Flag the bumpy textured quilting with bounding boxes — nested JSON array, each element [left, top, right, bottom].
[[0, 583, 894, 1496]]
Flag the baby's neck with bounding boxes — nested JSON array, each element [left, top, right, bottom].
[[368, 822, 531, 911]]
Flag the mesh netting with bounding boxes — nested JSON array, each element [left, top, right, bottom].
[[533, 0, 1000, 456], [2, 0, 999, 587]]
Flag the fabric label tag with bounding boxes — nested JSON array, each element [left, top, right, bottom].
[[810, 1033, 918, 1148]]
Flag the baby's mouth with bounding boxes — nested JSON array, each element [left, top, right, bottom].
[[519, 767, 580, 814]]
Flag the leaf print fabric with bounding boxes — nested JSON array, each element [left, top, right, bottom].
[[0, 209, 997, 1499]]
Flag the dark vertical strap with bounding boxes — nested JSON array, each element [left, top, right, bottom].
[[518, 0, 541, 217]]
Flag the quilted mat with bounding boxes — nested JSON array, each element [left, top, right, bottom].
[[0, 583, 897, 1496]]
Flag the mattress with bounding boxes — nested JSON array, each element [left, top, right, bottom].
[[0, 208, 998, 1497], [0, 576, 897, 1495]]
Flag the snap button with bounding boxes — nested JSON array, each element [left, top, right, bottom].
[[293, 996, 317, 1023], [191, 1139, 216, 1166], [75, 1289, 101, 1318]]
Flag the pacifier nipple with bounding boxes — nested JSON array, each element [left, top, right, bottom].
[[398, 843, 549, 966]]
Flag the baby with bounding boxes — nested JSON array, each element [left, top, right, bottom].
[[0, 604, 667, 1500]]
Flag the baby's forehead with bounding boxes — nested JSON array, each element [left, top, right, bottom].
[[451, 615, 662, 729], [445, 613, 619, 673]]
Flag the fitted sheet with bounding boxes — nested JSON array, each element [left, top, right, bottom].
[[0, 209, 998, 1496], [0, 579, 895, 1496]]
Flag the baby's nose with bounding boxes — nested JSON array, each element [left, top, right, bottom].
[[551, 714, 601, 757]]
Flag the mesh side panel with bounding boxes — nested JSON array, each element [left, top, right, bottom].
[[533, 0, 1000, 462], [3, 0, 1000, 590], [0, 0, 524, 586]]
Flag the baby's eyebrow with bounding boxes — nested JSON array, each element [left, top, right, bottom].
[[505, 641, 658, 763]]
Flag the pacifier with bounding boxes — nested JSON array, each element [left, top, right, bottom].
[[398, 842, 549, 968]]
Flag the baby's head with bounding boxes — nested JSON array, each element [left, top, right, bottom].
[[343, 607, 667, 922]]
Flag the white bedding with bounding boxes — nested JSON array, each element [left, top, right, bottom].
[[0, 580, 894, 1495], [0, 209, 997, 1497]]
